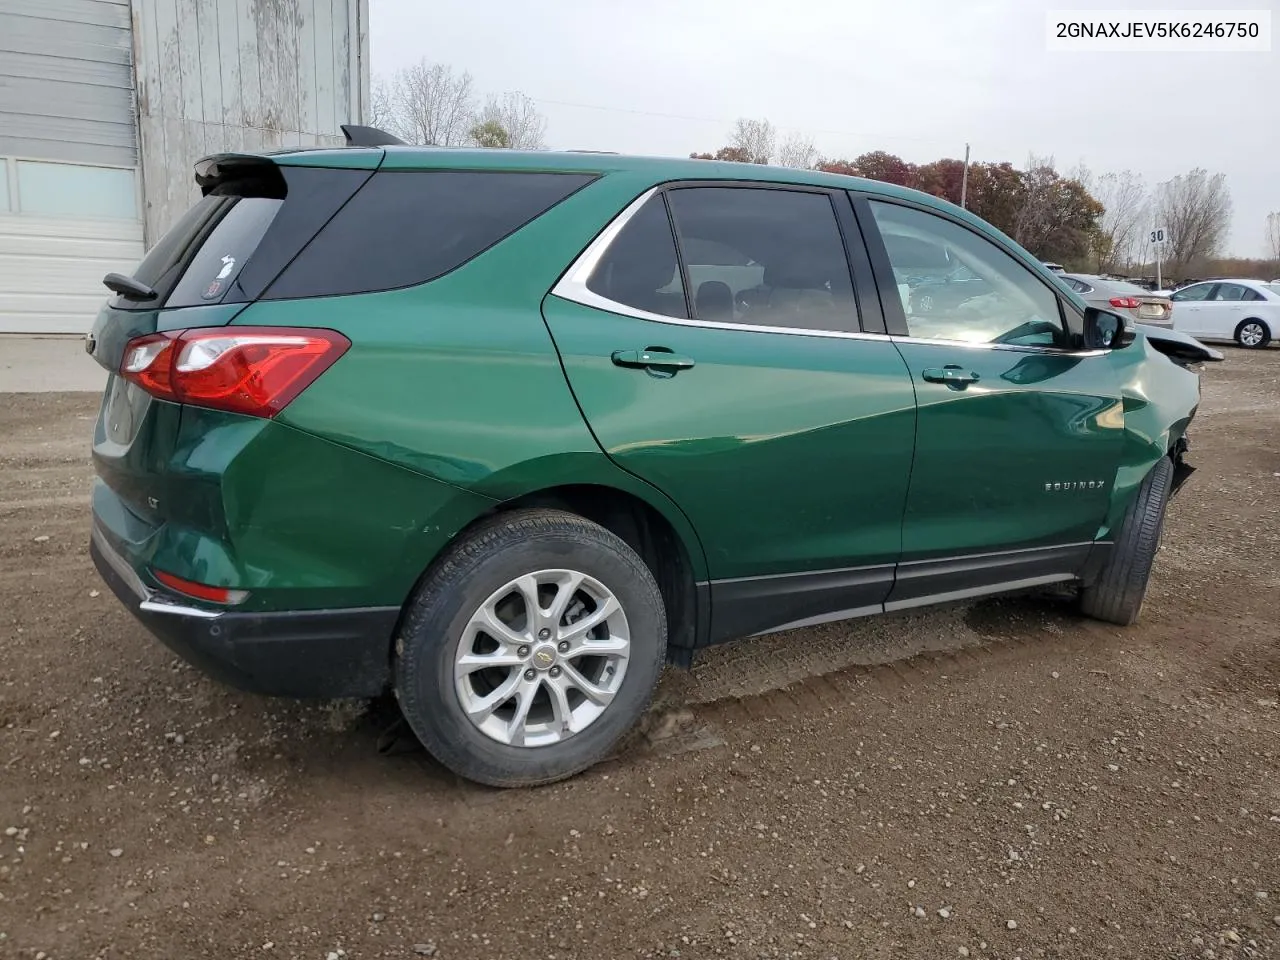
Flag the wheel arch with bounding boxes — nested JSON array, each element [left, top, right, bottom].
[[1238, 316, 1274, 340], [396, 469, 709, 665], [489, 483, 707, 663]]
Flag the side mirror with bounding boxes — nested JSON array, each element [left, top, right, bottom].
[[1083, 307, 1136, 350]]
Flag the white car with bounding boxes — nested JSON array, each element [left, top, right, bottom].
[[1169, 279, 1280, 349]]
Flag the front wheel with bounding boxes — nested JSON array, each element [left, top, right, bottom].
[[1235, 319, 1270, 349], [394, 508, 667, 787], [1079, 457, 1173, 626]]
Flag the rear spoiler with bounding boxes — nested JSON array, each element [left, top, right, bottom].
[[1136, 325, 1224, 365], [341, 124, 405, 147]]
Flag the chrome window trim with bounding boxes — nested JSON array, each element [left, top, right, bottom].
[[551, 186, 883, 343], [888, 334, 1108, 358], [552, 188, 1107, 357]]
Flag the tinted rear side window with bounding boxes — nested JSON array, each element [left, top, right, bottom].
[[265, 171, 596, 300], [585, 195, 688, 319], [111, 165, 370, 310]]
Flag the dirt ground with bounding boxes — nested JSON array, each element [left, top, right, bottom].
[[2, 349, 1278, 960]]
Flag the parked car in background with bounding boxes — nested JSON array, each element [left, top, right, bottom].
[[86, 134, 1216, 787], [1059, 274, 1173, 328], [1168, 279, 1280, 348], [906, 263, 993, 314]]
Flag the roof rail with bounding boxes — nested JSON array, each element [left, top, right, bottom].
[[565, 149, 619, 154], [341, 124, 406, 147]]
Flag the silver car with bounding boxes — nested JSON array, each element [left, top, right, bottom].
[[1060, 274, 1173, 328]]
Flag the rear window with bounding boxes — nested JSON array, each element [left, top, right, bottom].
[[1106, 280, 1148, 295], [112, 164, 371, 310], [263, 170, 597, 300]]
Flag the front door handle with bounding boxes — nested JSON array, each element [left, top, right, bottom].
[[611, 349, 696, 372], [922, 365, 980, 386]]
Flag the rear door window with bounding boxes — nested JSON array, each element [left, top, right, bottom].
[[1170, 283, 1214, 302], [264, 171, 596, 300], [666, 187, 858, 332], [585, 194, 689, 319]]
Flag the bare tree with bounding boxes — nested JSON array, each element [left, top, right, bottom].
[[468, 92, 547, 150], [1092, 170, 1148, 273], [776, 132, 817, 169], [1266, 212, 1280, 264], [1154, 169, 1233, 276], [730, 118, 776, 164], [369, 76, 396, 132], [382, 60, 476, 146]]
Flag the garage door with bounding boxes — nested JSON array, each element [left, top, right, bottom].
[[0, 0, 143, 334]]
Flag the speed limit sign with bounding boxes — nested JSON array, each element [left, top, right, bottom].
[[1150, 228, 1168, 246]]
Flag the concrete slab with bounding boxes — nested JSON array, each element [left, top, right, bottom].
[[0, 335, 107, 394]]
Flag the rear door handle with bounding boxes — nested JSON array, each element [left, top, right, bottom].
[[922, 365, 980, 386], [611, 349, 696, 372]]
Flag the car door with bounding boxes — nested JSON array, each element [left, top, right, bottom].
[[543, 183, 917, 641], [1169, 282, 1217, 337], [1203, 282, 1253, 339], [857, 196, 1126, 608]]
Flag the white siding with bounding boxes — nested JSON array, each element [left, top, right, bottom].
[[133, 0, 369, 243], [0, 216, 144, 334], [0, 0, 137, 167]]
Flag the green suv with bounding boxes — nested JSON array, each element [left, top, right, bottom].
[[88, 128, 1217, 786]]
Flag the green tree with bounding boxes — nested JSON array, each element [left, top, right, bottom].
[[469, 118, 510, 148]]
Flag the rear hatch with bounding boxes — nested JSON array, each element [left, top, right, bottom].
[[88, 149, 381, 540]]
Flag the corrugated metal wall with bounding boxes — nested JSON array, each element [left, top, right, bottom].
[[133, 0, 370, 242], [0, 0, 137, 167], [0, 0, 142, 334]]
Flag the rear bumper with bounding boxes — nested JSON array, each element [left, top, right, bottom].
[[90, 525, 397, 698]]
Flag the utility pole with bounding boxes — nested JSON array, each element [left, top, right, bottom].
[[960, 142, 970, 209]]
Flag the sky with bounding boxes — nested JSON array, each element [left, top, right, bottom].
[[369, 0, 1278, 257]]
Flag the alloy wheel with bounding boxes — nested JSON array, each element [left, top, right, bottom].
[[1239, 322, 1265, 347], [454, 569, 630, 747]]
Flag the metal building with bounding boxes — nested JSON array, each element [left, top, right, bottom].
[[0, 0, 369, 334]]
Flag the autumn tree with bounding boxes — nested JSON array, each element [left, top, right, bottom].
[[690, 146, 754, 162], [1013, 155, 1103, 265], [962, 162, 1025, 237], [1154, 169, 1233, 275], [915, 158, 966, 204]]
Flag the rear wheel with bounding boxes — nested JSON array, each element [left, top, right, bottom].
[[394, 508, 667, 787], [1079, 457, 1174, 626], [1235, 319, 1270, 349]]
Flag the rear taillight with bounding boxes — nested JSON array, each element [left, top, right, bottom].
[[152, 569, 248, 605], [1109, 296, 1141, 309], [120, 327, 349, 418]]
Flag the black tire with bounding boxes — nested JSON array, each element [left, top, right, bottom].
[[1234, 318, 1271, 349], [394, 508, 667, 787], [1079, 457, 1174, 626]]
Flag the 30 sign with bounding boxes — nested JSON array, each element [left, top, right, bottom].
[[1149, 228, 1168, 246]]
